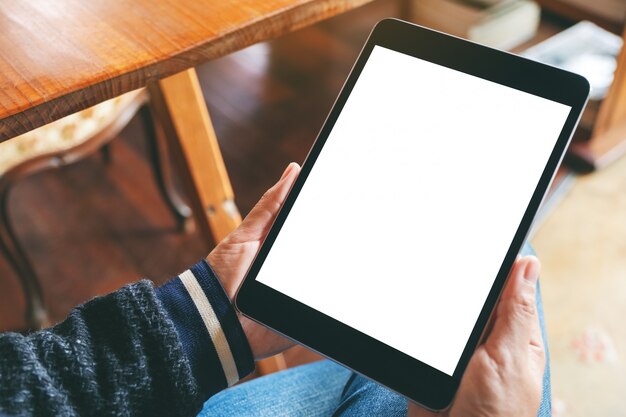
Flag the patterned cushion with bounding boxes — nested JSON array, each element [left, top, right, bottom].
[[0, 89, 143, 175]]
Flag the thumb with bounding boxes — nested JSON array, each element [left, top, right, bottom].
[[234, 162, 300, 241], [485, 256, 541, 355]]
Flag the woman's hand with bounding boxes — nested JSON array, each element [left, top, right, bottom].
[[409, 256, 545, 417], [206, 163, 300, 360]]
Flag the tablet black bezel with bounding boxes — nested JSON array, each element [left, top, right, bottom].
[[236, 18, 589, 410]]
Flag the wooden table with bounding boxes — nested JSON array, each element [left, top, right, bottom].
[[0, 0, 372, 373]]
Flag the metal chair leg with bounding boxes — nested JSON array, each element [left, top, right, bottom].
[[0, 183, 49, 329], [100, 143, 113, 165], [140, 105, 193, 233]]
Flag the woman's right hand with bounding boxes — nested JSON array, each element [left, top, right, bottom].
[[409, 256, 545, 417]]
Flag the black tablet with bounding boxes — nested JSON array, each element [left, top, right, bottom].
[[236, 18, 589, 411]]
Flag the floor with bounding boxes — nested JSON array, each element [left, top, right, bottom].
[[0, 0, 624, 414], [531, 153, 626, 417]]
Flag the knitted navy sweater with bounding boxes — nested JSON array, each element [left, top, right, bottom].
[[0, 260, 254, 417]]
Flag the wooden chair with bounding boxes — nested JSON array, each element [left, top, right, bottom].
[[0, 89, 191, 329]]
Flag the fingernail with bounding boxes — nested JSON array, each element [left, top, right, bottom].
[[522, 257, 540, 284], [280, 163, 295, 180]]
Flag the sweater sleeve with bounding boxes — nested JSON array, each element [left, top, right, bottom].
[[0, 260, 255, 417]]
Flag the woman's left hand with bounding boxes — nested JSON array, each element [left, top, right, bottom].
[[206, 162, 300, 360]]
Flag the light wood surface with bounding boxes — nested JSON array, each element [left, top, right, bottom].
[[0, 0, 372, 142], [531, 152, 626, 417]]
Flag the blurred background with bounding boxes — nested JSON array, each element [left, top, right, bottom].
[[0, 1, 624, 416]]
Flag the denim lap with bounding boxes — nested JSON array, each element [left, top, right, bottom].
[[200, 360, 352, 416]]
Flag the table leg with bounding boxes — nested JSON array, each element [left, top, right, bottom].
[[148, 69, 240, 244], [569, 26, 626, 171], [148, 68, 286, 376]]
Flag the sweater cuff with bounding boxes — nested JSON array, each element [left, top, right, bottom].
[[155, 260, 255, 397]]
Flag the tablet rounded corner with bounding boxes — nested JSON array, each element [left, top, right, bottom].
[[577, 74, 592, 102], [233, 283, 251, 316], [372, 17, 400, 34]]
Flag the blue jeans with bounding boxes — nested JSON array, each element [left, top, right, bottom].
[[201, 246, 551, 416]]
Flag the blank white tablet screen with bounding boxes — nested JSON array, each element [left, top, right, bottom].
[[256, 45, 571, 376]]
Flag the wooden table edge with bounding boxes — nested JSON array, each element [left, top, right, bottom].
[[0, 0, 374, 142]]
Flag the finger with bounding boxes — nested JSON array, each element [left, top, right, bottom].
[[527, 308, 546, 383], [528, 294, 544, 352], [236, 162, 300, 239], [527, 275, 546, 380], [485, 256, 540, 355], [482, 254, 524, 340]]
